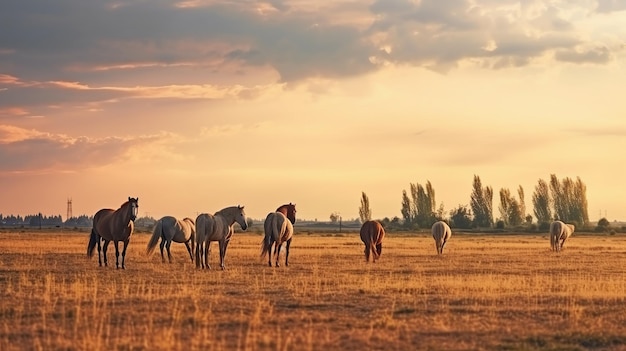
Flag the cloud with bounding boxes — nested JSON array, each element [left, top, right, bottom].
[[567, 126, 626, 137], [0, 0, 623, 115], [0, 124, 168, 173], [555, 46, 612, 64], [596, 0, 626, 13]]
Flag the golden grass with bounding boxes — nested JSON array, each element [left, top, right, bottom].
[[1, 231, 625, 350]]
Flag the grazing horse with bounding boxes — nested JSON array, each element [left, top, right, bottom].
[[195, 206, 248, 270], [87, 197, 139, 269], [359, 220, 385, 262], [550, 220, 575, 252], [146, 216, 195, 263], [261, 203, 297, 267], [432, 221, 452, 255]]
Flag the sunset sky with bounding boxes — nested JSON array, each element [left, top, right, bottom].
[[1, 0, 625, 223]]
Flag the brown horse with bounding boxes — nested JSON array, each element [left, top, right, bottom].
[[360, 220, 385, 262], [87, 197, 139, 269], [261, 203, 297, 267]]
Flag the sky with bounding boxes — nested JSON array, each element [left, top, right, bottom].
[[1, 0, 625, 222]]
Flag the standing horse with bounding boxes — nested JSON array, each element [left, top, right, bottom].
[[195, 206, 248, 270], [432, 221, 452, 255], [360, 220, 385, 262], [87, 197, 139, 269], [146, 216, 195, 263], [550, 220, 575, 252], [261, 203, 297, 267]]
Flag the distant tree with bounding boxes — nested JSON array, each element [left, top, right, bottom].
[[449, 205, 473, 229], [400, 190, 413, 227], [329, 212, 340, 223], [435, 202, 446, 221], [470, 175, 493, 228], [532, 178, 552, 226], [499, 187, 524, 227], [518, 185, 526, 220], [549, 174, 589, 226], [407, 180, 437, 228], [596, 217, 610, 232], [359, 192, 372, 223], [525, 215, 533, 225]]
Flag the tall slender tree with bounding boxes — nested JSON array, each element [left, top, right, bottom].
[[470, 175, 493, 228], [532, 178, 552, 225], [359, 192, 372, 223], [400, 190, 412, 227]]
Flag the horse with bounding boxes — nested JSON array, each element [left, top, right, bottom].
[[359, 220, 385, 262], [432, 221, 452, 255], [87, 197, 139, 269], [550, 220, 575, 252], [261, 203, 297, 267], [146, 216, 195, 263], [195, 205, 248, 270]]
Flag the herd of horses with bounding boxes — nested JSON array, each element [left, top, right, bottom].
[[86, 197, 575, 269]]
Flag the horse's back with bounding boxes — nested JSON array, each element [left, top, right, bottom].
[[360, 220, 384, 244], [551, 220, 574, 239], [550, 221, 564, 236], [432, 221, 451, 240], [93, 208, 115, 239], [264, 212, 292, 243], [196, 213, 214, 241]]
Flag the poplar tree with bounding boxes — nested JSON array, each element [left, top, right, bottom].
[[359, 192, 372, 223], [470, 175, 493, 228]]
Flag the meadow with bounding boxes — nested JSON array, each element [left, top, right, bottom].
[[0, 229, 625, 351]]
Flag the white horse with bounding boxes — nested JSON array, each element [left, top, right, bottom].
[[550, 220, 575, 252], [431, 221, 452, 255], [146, 216, 195, 263], [195, 206, 248, 270]]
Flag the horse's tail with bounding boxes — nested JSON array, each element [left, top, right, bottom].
[[87, 228, 98, 258], [146, 220, 162, 255], [260, 213, 275, 258], [370, 226, 382, 260]]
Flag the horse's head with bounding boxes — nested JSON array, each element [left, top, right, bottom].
[[236, 205, 248, 231], [277, 203, 297, 225], [285, 203, 297, 225], [127, 197, 139, 221]]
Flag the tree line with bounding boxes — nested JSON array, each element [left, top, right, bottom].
[[0, 214, 156, 228], [358, 174, 593, 231]]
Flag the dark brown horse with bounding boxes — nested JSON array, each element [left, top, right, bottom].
[[87, 197, 138, 269], [360, 220, 385, 262], [261, 203, 296, 267]]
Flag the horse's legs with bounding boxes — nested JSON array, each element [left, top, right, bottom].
[[96, 235, 103, 267], [121, 239, 129, 269], [267, 239, 273, 267], [102, 240, 110, 267], [376, 243, 382, 259], [184, 241, 193, 262], [204, 242, 211, 270], [195, 242, 202, 268], [275, 242, 282, 267], [364, 243, 370, 262], [159, 239, 166, 263], [219, 241, 226, 270], [165, 240, 172, 263], [285, 238, 292, 267], [113, 240, 121, 269]]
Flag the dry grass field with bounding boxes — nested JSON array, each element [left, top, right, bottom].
[[1, 230, 625, 351]]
